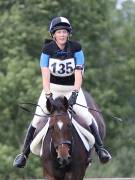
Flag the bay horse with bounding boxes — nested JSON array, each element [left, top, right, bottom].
[[35, 91, 106, 180]]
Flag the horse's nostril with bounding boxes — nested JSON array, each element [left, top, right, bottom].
[[57, 157, 63, 164], [57, 157, 60, 161], [67, 155, 71, 161], [57, 156, 71, 167]]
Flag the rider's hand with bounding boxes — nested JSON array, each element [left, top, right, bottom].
[[68, 90, 79, 108], [45, 93, 54, 104]]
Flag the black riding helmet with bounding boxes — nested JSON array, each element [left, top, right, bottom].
[[49, 16, 72, 35]]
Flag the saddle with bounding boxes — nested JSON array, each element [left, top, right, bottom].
[[30, 114, 95, 156]]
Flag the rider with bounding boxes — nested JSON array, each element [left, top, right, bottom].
[[13, 16, 111, 168]]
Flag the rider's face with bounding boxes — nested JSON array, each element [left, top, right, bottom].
[[53, 29, 69, 46]]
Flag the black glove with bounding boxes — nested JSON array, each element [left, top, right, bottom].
[[45, 93, 54, 104], [68, 90, 79, 108]]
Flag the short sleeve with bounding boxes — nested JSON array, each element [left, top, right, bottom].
[[40, 53, 49, 67], [74, 50, 85, 70]]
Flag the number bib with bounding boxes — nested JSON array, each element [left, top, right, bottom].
[[49, 58, 75, 77]]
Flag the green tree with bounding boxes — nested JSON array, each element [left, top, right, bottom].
[[0, 0, 135, 178]]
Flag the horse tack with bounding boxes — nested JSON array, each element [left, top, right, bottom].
[[42, 128, 52, 161], [34, 116, 48, 135], [19, 92, 106, 179], [39, 95, 105, 180]]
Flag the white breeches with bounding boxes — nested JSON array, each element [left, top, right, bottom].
[[32, 83, 97, 128]]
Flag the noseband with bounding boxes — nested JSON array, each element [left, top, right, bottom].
[[53, 140, 72, 149]]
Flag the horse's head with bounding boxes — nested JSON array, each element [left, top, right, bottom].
[[46, 96, 72, 168]]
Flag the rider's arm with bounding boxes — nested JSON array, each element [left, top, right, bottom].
[[40, 53, 51, 94], [74, 50, 84, 91], [74, 70, 82, 91], [41, 67, 51, 94]]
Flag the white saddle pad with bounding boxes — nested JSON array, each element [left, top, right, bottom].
[[30, 118, 95, 156], [30, 119, 50, 156]]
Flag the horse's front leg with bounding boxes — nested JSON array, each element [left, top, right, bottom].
[[43, 165, 56, 180]]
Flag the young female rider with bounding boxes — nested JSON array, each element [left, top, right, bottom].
[[13, 16, 111, 168]]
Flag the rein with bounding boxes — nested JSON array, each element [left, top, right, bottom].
[[19, 102, 72, 117], [76, 103, 123, 122], [19, 102, 123, 122]]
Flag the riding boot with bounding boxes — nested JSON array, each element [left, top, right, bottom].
[[89, 121, 112, 163], [13, 124, 36, 168]]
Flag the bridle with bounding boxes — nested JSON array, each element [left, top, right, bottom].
[[49, 111, 73, 148]]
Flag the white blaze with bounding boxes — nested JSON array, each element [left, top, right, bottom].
[[57, 120, 63, 130]]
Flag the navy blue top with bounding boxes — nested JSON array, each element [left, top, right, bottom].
[[40, 40, 84, 85]]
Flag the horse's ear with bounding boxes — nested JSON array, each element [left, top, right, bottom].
[[63, 96, 69, 111], [46, 99, 54, 113]]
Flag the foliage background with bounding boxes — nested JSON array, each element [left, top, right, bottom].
[[0, 0, 135, 179]]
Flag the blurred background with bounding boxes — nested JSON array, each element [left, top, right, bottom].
[[0, 0, 135, 179]]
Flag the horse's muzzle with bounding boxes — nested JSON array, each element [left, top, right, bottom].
[[57, 155, 71, 168]]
